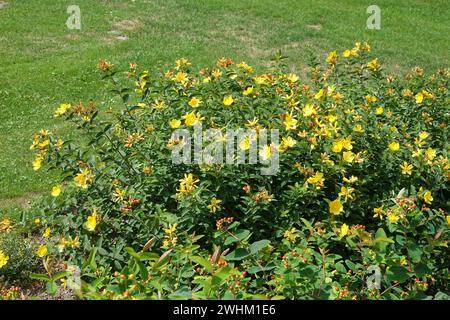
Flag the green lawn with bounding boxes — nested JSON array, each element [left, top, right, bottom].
[[0, 0, 449, 206]]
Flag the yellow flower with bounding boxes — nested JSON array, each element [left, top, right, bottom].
[[281, 136, 297, 150], [169, 119, 181, 129], [342, 151, 355, 163], [412, 148, 422, 158], [367, 58, 380, 71], [332, 140, 344, 153], [373, 207, 384, 220], [340, 223, 349, 237], [254, 75, 267, 85], [175, 58, 191, 69], [237, 61, 254, 73], [375, 106, 384, 115], [259, 145, 272, 161], [415, 92, 424, 104], [176, 173, 200, 197], [419, 131, 429, 140], [283, 113, 298, 130], [424, 147, 436, 163], [342, 50, 351, 58], [223, 95, 234, 106], [55, 139, 64, 149], [34, 218, 41, 225], [387, 213, 399, 224], [183, 111, 203, 126], [32, 154, 43, 171], [333, 92, 344, 102], [246, 117, 259, 128], [152, 99, 165, 110], [339, 186, 355, 201], [207, 197, 222, 213], [67, 235, 80, 247], [326, 51, 338, 65], [388, 142, 400, 152], [446, 216, 450, 225], [332, 137, 352, 153], [343, 176, 358, 184], [329, 199, 343, 215], [287, 73, 299, 83], [239, 136, 252, 151], [0, 250, 9, 269], [163, 223, 177, 236], [86, 208, 99, 232], [0, 218, 12, 232], [307, 172, 324, 185], [423, 191, 433, 204], [43, 227, 51, 238], [163, 223, 178, 247], [302, 104, 316, 117], [243, 86, 254, 96], [345, 137, 354, 149], [188, 97, 202, 108], [212, 69, 222, 78], [400, 162, 413, 175], [314, 89, 324, 100], [54, 103, 71, 117], [283, 227, 299, 243], [51, 185, 61, 197], [36, 245, 48, 258], [174, 71, 188, 84], [365, 95, 377, 103], [74, 168, 94, 189], [352, 124, 364, 133]]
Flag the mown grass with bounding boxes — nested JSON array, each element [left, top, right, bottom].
[[0, 0, 449, 205]]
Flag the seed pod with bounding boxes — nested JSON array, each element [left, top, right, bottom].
[[211, 245, 221, 264], [157, 248, 173, 263], [142, 237, 156, 252]]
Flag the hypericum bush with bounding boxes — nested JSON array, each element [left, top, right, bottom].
[[0, 227, 40, 284], [26, 42, 449, 299]]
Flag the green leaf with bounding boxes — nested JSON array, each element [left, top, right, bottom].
[[224, 229, 251, 246], [375, 228, 387, 239], [30, 273, 51, 282], [300, 218, 314, 232], [168, 287, 192, 300], [82, 247, 97, 270], [247, 263, 276, 274], [249, 239, 270, 255], [52, 271, 71, 281], [225, 248, 250, 261], [434, 292, 450, 300], [414, 263, 431, 277], [375, 228, 394, 252], [190, 256, 213, 273], [124, 247, 141, 259], [335, 262, 347, 274], [407, 243, 422, 263], [387, 266, 413, 283], [139, 252, 159, 261], [46, 281, 57, 296], [345, 259, 358, 272], [136, 260, 149, 279]]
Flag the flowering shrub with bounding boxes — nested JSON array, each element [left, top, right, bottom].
[[26, 43, 449, 299], [0, 218, 40, 283]]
